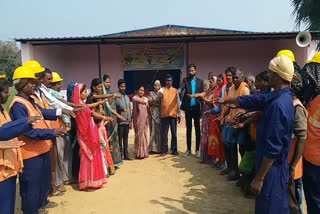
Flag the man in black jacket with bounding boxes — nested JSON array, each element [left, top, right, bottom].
[[179, 64, 204, 157]]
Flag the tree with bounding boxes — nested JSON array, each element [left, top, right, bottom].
[[291, 0, 320, 31], [0, 41, 21, 85]]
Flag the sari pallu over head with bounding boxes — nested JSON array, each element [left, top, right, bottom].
[[72, 84, 100, 161]]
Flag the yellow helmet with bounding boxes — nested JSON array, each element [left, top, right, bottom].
[[12, 66, 36, 80], [24, 60, 45, 73], [0, 74, 6, 79], [52, 72, 63, 83], [307, 52, 320, 64], [276, 50, 296, 62]]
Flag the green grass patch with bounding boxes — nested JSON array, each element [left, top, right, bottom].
[[3, 87, 17, 111]]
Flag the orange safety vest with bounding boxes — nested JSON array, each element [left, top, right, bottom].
[[227, 82, 249, 122], [220, 84, 234, 125], [288, 99, 307, 179], [9, 96, 52, 160], [304, 95, 320, 166], [31, 93, 50, 109], [0, 106, 24, 182], [31, 93, 52, 129]]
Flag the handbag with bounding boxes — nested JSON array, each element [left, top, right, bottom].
[[239, 151, 256, 175]]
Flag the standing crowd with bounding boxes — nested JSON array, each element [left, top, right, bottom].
[[0, 50, 320, 214]]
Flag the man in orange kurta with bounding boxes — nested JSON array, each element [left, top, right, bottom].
[[159, 74, 181, 156]]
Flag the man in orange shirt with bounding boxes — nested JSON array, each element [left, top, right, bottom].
[[159, 74, 181, 156]]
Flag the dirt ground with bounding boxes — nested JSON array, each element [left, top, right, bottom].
[[15, 128, 255, 214]]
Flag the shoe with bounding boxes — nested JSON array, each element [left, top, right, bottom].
[[172, 151, 179, 156], [50, 187, 64, 197], [182, 151, 191, 157], [39, 208, 49, 214], [64, 181, 72, 185], [58, 185, 67, 192], [219, 167, 230, 175], [215, 162, 226, 170], [160, 153, 167, 156], [196, 151, 200, 158], [41, 201, 58, 209], [227, 171, 240, 181]]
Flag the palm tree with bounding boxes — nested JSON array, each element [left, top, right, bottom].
[[291, 0, 320, 31]]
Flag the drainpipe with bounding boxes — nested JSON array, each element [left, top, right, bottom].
[[185, 42, 189, 76]]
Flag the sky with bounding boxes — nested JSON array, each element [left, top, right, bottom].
[[0, 0, 299, 41]]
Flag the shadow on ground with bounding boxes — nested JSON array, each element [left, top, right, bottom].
[[149, 153, 255, 214]]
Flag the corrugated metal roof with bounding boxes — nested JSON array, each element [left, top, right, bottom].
[[100, 24, 252, 38], [14, 24, 320, 44]]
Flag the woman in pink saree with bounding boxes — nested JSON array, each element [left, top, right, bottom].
[[72, 83, 111, 190], [132, 85, 149, 159]]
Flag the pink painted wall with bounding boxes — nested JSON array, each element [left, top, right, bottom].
[[22, 39, 312, 91], [30, 45, 122, 91], [188, 39, 308, 80]]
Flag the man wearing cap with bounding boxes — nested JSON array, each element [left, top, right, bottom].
[[9, 66, 71, 214], [215, 55, 295, 214]]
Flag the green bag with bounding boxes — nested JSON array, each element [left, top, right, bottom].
[[239, 151, 256, 175]]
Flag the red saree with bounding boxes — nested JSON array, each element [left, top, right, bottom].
[[72, 84, 106, 190], [208, 85, 225, 162]]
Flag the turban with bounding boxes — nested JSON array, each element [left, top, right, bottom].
[[269, 55, 294, 82]]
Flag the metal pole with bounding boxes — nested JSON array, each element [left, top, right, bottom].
[[98, 43, 102, 79], [186, 42, 189, 76]]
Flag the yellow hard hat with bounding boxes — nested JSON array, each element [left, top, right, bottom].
[[12, 66, 36, 80], [24, 60, 45, 73], [276, 50, 296, 62], [307, 52, 320, 64], [0, 74, 6, 79], [52, 72, 63, 83]]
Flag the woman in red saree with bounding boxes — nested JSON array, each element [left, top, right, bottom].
[[207, 74, 225, 169], [72, 83, 111, 190]]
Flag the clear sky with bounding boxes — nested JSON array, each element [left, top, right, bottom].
[[0, 0, 299, 41]]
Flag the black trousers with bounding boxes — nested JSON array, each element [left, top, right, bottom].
[[185, 106, 201, 152], [118, 124, 130, 159], [161, 117, 177, 153]]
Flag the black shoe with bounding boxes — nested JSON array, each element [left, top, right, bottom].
[[172, 151, 179, 156], [219, 167, 230, 175], [227, 171, 240, 181]]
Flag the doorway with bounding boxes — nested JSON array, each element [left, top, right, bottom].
[[124, 69, 181, 94]]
